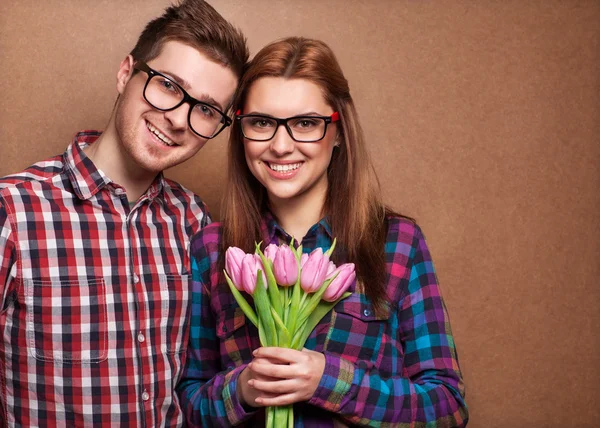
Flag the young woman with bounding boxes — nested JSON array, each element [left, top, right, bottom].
[[177, 37, 468, 427]]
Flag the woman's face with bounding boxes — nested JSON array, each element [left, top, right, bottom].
[[242, 77, 338, 211]]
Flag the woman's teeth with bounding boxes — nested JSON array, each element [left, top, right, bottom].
[[147, 122, 175, 146], [269, 162, 302, 172]]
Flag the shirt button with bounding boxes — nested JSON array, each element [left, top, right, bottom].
[[115, 188, 124, 195], [142, 390, 150, 401], [133, 274, 140, 284], [363, 309, 372, 317], [138, 332, 145, 343]]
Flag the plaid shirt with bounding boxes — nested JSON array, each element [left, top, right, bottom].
[[178, 213, 468, 427], [0, 131, 210, 427]]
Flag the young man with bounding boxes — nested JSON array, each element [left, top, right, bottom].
[[0, 1, 248, 426]]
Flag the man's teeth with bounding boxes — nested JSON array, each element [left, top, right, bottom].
[[269, 163, 302, 172], [147, 122, 175, 146]]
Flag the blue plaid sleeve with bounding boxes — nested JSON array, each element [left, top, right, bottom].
[[308, 219, 468, 426], [176, 223, 256, 427]]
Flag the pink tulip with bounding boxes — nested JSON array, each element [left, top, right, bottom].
[[272, 244, 298, 286], [326, 260, 336, 277], [323, 263, 356, 302], [263, 243, 279, 262], [299, 248, 330, 293], [240, 254, 267, 294], [300, 253, 308, 267], [225, 247, 246, 290]]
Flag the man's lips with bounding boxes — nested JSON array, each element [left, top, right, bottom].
[[146, 121, 177, 146]]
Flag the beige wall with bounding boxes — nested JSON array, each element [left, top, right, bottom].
[[1, 1, 598, 426]]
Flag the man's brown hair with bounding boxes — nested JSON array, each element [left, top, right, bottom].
[[130, 0, 248, 81]]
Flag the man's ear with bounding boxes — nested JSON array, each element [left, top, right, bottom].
[[116, 55, 135, 94]]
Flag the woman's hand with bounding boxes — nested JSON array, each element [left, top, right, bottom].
[[239, 347, 326, 407]]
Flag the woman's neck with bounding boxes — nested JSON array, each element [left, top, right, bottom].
[[268, 191, 326, 244]]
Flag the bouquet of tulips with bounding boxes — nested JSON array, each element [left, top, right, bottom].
[[224, 239, 355, 428]]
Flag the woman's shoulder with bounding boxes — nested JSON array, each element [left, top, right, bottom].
[[190, 221, 224, 256], [385, 214, 424, 242]]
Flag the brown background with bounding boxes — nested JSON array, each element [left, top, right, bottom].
[[1, 1, 598, 426]]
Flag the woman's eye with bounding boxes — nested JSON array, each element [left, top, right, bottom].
[[299, 120, 315, 128], [251, 118, 273, 128], [292, 118, 319, 129]]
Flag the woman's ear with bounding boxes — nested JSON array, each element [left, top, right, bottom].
[[116, 55, 135, 94]]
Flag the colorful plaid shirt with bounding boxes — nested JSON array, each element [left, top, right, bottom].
[[0, 131, 210, 427], [178, 213, 468, 427]]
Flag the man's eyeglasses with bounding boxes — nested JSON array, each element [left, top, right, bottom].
[[133, 61, 231, 139], [235, 111, 339, 143]]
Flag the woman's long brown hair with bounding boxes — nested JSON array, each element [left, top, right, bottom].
[[222, 37, 409, 315]]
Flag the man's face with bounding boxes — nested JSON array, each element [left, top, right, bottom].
[[114, 40, 237, 175]]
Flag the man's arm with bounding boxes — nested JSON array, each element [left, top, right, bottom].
[[0, 199, 16, 310]]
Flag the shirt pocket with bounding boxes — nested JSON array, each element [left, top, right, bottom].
[[215, 305, 250, 367], [161, 274, 191, 354], [325, 293, 390, 363], [24, 277, 108, 364]]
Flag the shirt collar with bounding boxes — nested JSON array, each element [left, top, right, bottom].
[[260, 210, 334, 250], [64, 130, 165, 201]]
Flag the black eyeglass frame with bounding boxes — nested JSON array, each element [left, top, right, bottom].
[[235, 110, 340, 143], [133, 61, 232, 139]]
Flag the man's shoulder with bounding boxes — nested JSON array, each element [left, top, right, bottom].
[[161, 177, 209, 212], [0, 153, 65, 192]]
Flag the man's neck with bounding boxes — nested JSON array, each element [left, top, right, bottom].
[[83, 124, 157, 202]]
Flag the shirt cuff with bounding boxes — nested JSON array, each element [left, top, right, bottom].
[[223, 364, 256, 425], [308, 352, 354, 412]]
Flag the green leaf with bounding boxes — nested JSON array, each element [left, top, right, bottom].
[[296, 275, 336, 328], [223, 270, 258, 327], [287, 276, 302, 335], [292, 291, 351, 350], [255, 243, 283, 318], [324, 237, 337, 257], [271, 307, 290, 348], [253, 270, 277, 346]]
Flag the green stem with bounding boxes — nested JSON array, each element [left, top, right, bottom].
[[256, 244, 283, 318], [253, 270, 277, 346], [271, 307, 290, 348], [273, 405, 292, 428], [223, 271, 258, 327], [287, 277, 302, 335]]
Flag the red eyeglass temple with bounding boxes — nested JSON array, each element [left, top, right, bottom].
[[236, 110, 340, 122]]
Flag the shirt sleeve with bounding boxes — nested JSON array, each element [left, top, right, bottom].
[[0, 199, 16, 309], [308, 224, 468, 427], [176, 230, 257, 427]]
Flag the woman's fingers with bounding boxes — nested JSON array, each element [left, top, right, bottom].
[[249, 359, 294, 379]]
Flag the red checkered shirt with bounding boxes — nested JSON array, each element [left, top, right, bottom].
[[0, 131, 210, 427]]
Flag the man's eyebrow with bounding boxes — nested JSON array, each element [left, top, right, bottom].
[[156, 69, 224, 111]]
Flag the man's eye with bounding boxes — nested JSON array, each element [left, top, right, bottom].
[[158, 78, 180, 94], [198, 104, 216, 118]]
